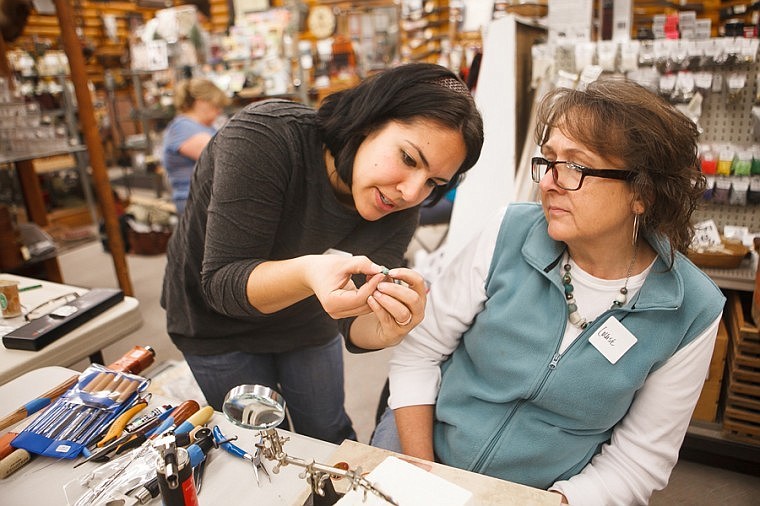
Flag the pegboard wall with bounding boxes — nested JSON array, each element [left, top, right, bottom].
[[700, 64, 758, 146], [697, 55, 760, 231], [538, 39, 760, 233]]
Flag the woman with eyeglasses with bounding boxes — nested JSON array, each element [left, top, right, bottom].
[[372, 77, 724, 505]]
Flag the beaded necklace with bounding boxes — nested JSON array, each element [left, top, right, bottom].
[[561, 246, 638, 330]]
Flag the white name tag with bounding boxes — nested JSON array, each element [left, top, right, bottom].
[[588, 316, 637, 364]]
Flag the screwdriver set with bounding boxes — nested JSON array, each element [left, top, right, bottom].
[[11, 364, 149, 459]]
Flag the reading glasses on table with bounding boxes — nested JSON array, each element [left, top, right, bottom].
[[23, 292, 80, 321]]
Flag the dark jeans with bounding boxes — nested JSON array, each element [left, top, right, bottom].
[[371, 406, 402, 453], [184, 335, 356, 444]]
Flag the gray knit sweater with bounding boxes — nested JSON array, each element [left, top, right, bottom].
[[161, 100, 418, 355]]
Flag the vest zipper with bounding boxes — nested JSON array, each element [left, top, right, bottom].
[[471, 350, 563, 473]]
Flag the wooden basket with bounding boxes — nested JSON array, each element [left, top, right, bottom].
[[128, 229, 171, 256], [687, 239, 750, 269]]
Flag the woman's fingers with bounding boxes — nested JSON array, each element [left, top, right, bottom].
[[311, 256, 426, 322], [321, 273, 385, 318], [366, 267, 427, 345]]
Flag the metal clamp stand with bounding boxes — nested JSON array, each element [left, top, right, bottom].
[[257, 428, 398, 505]]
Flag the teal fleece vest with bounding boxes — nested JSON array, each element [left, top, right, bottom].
[[433, 203, 724, 489]]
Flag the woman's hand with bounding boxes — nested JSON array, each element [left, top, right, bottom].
[[305, 254, 386, 319], [350, 267, 427, 349], [370, 266, 426, 329]]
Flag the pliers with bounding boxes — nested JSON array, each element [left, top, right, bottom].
[[212, 425, 270, 486]]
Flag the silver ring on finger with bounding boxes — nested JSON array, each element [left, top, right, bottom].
[[394, 314, 413, 326]]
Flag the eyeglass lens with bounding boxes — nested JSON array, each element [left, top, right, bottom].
[[25, 293, 79, 321], [532, 159, 583, 190]]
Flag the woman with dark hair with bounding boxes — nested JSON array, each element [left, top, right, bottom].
[[161, 63, 484, 444], [373, 77, 724, 504]]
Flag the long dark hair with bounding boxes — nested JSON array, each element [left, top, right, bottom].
[[316, 63, 484, 204]]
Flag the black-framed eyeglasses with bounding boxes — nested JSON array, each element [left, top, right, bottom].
[[24, 292, 80, 322], [531, 157, 635, 191]]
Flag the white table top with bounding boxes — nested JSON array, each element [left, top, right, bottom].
[[1, 368, 560, 506], [0, 367, 335, 505], [0, 274, 143, 385]]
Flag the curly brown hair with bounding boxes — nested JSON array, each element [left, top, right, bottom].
[[534, 77, 705, 263]]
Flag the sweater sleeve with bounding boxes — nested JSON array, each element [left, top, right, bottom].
[[388, 207, 505, 407], [549, 315, 721, 505], [198, 108, 295, 318]]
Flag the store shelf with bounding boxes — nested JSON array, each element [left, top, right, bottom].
[[701, 251, 757, 292], [0, 145, 86, 165], [683, 421, 760, 474]]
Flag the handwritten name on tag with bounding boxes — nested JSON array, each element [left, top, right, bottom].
[[588, 316, 637, 364]]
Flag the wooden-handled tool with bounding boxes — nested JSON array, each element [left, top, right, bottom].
[[0, 449, 31, 479], [0, 412, 40, 460], [0, 375, 78, 432], [147, 400, 201, 439]]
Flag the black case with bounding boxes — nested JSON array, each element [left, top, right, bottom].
[[2, 288, 124, 351]]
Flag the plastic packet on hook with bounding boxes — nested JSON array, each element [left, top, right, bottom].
[[11, 363, 150, 459]]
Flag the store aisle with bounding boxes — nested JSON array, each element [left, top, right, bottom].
[[57, 239, 760, 504]]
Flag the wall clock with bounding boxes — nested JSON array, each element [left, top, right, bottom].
[[308, 5, 336, 39]]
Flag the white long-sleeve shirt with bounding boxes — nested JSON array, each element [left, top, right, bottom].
[[389, 207, 721, 505]]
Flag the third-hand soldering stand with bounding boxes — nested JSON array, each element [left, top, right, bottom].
[[257, 428, 398, 506]]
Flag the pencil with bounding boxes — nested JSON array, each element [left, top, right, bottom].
[[19, 284, 42, 292]]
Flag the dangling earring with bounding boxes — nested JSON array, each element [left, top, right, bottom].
[[632, 213, 641, 246]]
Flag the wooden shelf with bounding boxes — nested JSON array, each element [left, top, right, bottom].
[[0, 145, 86, 165], [683, 421, 760, 474]]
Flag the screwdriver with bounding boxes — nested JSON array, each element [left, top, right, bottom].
[[115, 400, 200, 455], [146, 400, 201, 439], [173, 406, 214, 436]]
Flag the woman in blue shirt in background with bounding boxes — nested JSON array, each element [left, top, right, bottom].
[[162, 78, 229, 215]]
